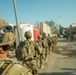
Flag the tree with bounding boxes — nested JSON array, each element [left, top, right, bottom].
[[53, 26, 58, 34], [35, 21, 40, 28], [59, 25, 63, 35], [44, 20, 58, 34], [44, 20, 55, 27]]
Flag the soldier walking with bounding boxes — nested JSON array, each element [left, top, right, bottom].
[[36, 35, 46, 69], [42, 33, 49, 60], [16, 30, 41, 75]]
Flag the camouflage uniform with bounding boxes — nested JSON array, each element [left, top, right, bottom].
[[42, 33, 49, 60], [50, 35, 54, 51], [18, 31, 41, 75], [51, 35, 57, 51], [0, 25, 15, 55], [0, 25, 17, 75], [47, 34, 53, 54], [36, 35, 46, 68], [0, 25, 33, 75], [54, 34, 58, 47]]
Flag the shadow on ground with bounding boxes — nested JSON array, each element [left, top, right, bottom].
[[57, 38, 67, 42], [52, 45, 76, 58], [39, 71, 75, 75], [61, 68, 76, 71], [39, 68, 76, 75]]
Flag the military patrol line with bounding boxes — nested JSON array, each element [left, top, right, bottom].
[[0, 24, 58, 75]]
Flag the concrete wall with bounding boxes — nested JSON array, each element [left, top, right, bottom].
[[40, 22, 51, 36]]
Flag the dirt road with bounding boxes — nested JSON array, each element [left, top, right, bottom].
[[38, 38, 76, 75]]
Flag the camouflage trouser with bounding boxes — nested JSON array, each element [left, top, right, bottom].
[[36, 54, 44, 68], [53, 41, 57, 50], [48, 44, 52, 54], [51, 42, 56, 51], [42, 48, 46, 60], [55, 41, 57, 47], [44, 48, 48, 60], [23, 59, 38, 75], [37, 48, 46, 68], [39, 54, 44, 68]]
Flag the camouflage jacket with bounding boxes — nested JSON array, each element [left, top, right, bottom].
[[16, 39, 41, 62]]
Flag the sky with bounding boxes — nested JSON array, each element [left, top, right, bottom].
[[0, 0, 76, 27]]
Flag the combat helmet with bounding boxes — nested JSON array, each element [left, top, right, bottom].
[[43, 32, 46, 37], [37, 35, 42, 39], [48, 34, 50, 36], [24, 30, 32, 39], [0, 19, 15, 46]]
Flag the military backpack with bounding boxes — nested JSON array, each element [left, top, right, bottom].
[[15, 40, 35, 61]]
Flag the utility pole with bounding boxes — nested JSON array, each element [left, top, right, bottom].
[[13, 0, 20, 47]]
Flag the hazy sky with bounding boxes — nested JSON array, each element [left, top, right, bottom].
[[0, 0, 76, 27]]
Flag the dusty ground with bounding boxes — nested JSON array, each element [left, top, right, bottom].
[[38, 38, 76, 75], [8, 38, 76, 75]]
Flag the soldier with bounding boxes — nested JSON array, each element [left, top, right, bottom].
[[49, 34, 55, 51], [47, 34, 52, 54], [42, 33, 49, 60], [36, 35, 46, 69], [0, 25, 33, 75], [51, 34, 57, 51], [0, 25, 15, 74], [0, 25, 15, 56], [16, 30, 41, 75], [54, 34, 58, 47]]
